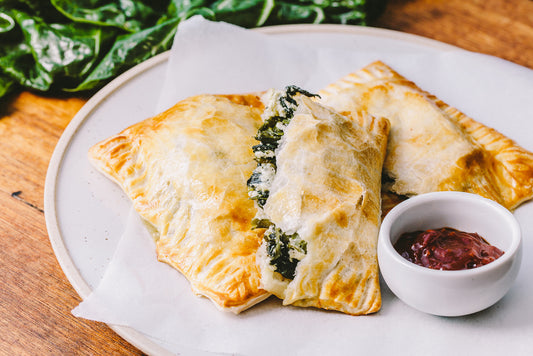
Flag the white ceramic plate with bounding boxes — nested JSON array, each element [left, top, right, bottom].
[[45, 24, 533, 356]]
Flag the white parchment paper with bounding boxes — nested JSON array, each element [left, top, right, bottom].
[[73, 16, 533, 356]]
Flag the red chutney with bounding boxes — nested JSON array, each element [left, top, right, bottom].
[[394, 227, 504, 270]]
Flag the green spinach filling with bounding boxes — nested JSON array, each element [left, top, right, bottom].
[[247, 85, 318, 280], [247, 85, 318, 207], [264, 225, 307, 280]]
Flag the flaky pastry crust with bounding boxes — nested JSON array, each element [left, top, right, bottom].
[[257, 96, 389, 315], [88, 94, 270, 313], [320, 61, 533, 211]]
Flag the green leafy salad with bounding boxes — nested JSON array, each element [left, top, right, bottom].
[[0, 0, 387, 99]]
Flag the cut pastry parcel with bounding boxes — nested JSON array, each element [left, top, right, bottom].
[[88, 94, 270, 313], [319, 61, 533, 211], [249, 87, 389, 315]]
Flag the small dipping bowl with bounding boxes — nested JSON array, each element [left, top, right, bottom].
[[378, 191, 522, 317]]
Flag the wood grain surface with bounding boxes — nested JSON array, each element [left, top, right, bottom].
[[1, 0, 532, 354]]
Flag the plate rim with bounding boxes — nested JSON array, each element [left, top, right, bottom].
[[44, 50, 174, 356], [44, 23, 460, 356]]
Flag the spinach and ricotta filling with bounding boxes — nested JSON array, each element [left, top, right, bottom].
[[264, 225, 307, 280], [247, 85, 318, 280]]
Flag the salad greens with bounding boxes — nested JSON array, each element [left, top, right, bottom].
[[0, 0, 387, 99]]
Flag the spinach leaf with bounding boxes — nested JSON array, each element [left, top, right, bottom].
[[0, 0, 387, 100], [268, 3, 326, 24], [166, 0, 215, 21], [0, 11, 14, 33], [267, 0, 379, 25], [0, 41, 53, 91], [50, 0, 160, 32], [0, 0, 65, 22], [10, 10, 103, 90], [72, 18, 180, 91], [0, 72, 16, 97], [210, 0, 274, 27]]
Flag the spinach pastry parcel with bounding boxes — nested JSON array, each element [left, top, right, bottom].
[[88, 94, 270, 313], [320, 61, 533, 212], [248, 86, 390, 315]]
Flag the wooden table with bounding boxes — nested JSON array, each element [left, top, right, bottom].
[[1, 0, 532, 354]]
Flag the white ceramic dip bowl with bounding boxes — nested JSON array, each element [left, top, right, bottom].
[[378, 191, 522, 317]]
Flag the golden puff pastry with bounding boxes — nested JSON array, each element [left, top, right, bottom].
[[319, 61, 533, 211], [250, 87, 389, 315], [88, 94, 270, 313]]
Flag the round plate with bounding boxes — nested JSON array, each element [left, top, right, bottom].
[[44, 24, 533, 355]]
